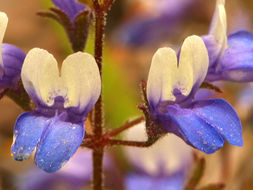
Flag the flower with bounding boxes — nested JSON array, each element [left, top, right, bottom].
[[11, 48, 101, 172], [18, 149, 123, 190], [0, 12, 25, 90], [113, 0, 194, 47], [146, 35, 243, 154], [19, 150, 93, 190], [52, 0, 86, 23], [124, 123, 191, 190], [202, 0, 253, 82]]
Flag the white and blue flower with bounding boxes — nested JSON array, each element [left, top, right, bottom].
[[147, 35, 243, 154], [11, 48, 101, 172]]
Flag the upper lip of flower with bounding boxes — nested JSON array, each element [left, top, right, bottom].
[[21, 48, 101, 116], [146, 35, 209, 109]]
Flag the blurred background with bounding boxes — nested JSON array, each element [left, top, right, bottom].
[[0, 0, 253, 189]]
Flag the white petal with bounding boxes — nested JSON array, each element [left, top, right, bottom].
[[147, 35, 208, 107], [61, 52, 101, 113], [209, 0, 227, 56], [124, 122, 192, 176], [179, 35, 209, 91], [21, 48, 64, 107], [22, 49, 101, 114], [0, 12, 8, 75], [147, 47, 177, 108]]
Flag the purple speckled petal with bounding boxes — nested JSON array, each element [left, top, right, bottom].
[[157, 99, 243, 154], [11, 111, 49, 161], [158, 104, 224, 154], [190, 99, 243, 146], [0, 43, 25, 88], [35, 117, 84, 173], [52, 0, 86, 22], [218, 31, 253, 82]]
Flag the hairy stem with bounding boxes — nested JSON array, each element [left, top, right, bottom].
[[92, 5, 106, 190], [92, 148, 104, 190]]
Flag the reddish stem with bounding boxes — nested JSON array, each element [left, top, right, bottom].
[[104, 116, 144, 138], [105, 138, 160, 147], [92, 5, 106, 190]]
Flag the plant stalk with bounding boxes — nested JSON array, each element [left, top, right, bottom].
[[92, 5, 106, 190]]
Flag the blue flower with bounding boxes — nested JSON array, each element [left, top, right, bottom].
[[0, 12, 25, 90], [19, 150, 93, 190], [124, 123, 191, 190], [113, 0, 194, 47], [11, 48, 101, 172], [52, 0, 86, 23], [202, 0, 253, 82], [146, 35, 243, 154], [19, 150, 122, 190]]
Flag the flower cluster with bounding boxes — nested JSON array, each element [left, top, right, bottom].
[[146, 35, 243, 153], [145, 0, 251, 154], [0, 0, 252, 182]]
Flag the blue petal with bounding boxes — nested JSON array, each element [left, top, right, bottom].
[[219, 31, 253, 82], [158, 99, 243, 154], [191, 99, 243, 146], [161, 104, 225, 154], [35, 119, 84, 173], [11, 112, 49, 161], [52, 0, 86, 22], [0, 44, 25, 88]]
